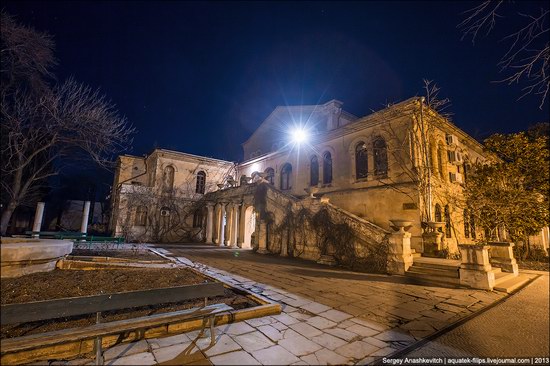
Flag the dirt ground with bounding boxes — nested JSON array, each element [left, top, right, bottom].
[[1, 267, 258, 339]]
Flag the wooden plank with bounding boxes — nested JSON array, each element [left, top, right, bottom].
[[1, 303, 232, 353], [1, 283, 224, 325]]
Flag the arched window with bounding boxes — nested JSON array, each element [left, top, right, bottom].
[[373, 138, 388, 176], [444, 205, 451, 238], [265, 168, 275, 185], [463, 163, 470, 182], [470, 213, 476, 239], [463, 209, 470, 238], [195, 171, 206, 194], [355, 142, 368, 179], [162, 166, 175, 192], [437, 147, 445, 180], [310, 156, 319, 186], [280, 163, 292, 190], [193, 209, 204, 228], [323, 152, 332, 184], [135, 206, 147, 226], [435, 204, 442, 222]]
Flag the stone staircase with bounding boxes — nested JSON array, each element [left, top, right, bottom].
[[492, 270, 531, 293], [405, 257, 461, 286], [405, 256, 531, 293]]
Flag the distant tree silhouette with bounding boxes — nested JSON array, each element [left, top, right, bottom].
[[0, 12, 135, 235]]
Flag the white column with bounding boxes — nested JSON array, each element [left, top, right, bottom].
[[205, 203, 214, 244], [32, 202, 45, 237], [219, 203, 226, 246], [225, 203, 234, 246], [231, 202, 240, 248], [213, 204, 221, 244], [80, 201, 91, 235], [237, 204, 247, 248]]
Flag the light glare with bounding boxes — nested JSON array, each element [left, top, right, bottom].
[[291, 127, 308, 144]]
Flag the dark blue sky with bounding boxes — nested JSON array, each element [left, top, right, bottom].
[[4, 1, 549, 162]]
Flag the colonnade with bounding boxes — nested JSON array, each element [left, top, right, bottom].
[[204, 201, 254, 249]]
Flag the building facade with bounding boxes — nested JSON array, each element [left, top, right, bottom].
[[110, 97, 548, 256]]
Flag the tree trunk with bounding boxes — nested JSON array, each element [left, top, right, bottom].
[[1, 200, 18, 236]]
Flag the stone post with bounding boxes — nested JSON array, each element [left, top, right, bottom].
[[488, 242, 518, 275], [257, 220, 268, 254], [80, 201, 91, 235], [387, 231, 413, 275], [237, 204, 247, 248], [218, 203, 226, 246], [231, 202, 240, 248], [224, 203, 234, 246], [205, 202, 214, 244], [32, 202, 45, 237], [458, 244, 495, 290]]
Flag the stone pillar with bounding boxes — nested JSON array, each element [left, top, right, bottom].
[[80, 201, 91, 235], [224, 203, 234, 246], [458, 244, 495, 290], [231, 202, 240, 248], [387, 231, 414, 275], [237, 204, 247, 248], [219, 203, 227, 246], [205, 203, 214, 244], [32, 202, 45, 237], [257, 220, 268, 254], [488, 242, 518, 275]]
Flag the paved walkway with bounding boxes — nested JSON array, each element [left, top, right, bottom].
[[85, 244, 538, 365], [405, 272, 549, 358]]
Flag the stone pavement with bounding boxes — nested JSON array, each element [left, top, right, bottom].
[[64, 244, 537, 365], [404, 271, 549, 358]]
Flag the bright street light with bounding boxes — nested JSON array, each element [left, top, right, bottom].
[[291, 127, 308, 144]]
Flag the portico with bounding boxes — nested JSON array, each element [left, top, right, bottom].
[[204, 186, 257, 250]]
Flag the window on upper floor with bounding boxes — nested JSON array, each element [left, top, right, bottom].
[[444, 205, 451, 238], [196, 171, 206, 194], [464, 209, 470, 238], [310, 156, 319, 186], [323, 152, 332, 184], [162, 166, 175, 192], [373, 138, 388, 176], [435, 203, 442, 222], [355, 142, 368, 179], [280, 163, 292, 190]]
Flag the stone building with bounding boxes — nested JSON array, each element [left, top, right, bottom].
[[110, 149, 235, 242], [236, 97, 485, 254], [110, 97, 548, 257]]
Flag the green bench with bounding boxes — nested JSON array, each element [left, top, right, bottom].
[[25, 232, 124, 245]]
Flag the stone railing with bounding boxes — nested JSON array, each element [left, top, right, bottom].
[[487, 242, 518, 275], [458, 244, 495, 290]]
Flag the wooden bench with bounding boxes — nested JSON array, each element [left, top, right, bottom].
[[1, 282, 231, 365]]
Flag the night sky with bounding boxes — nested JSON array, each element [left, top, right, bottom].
[[4, 1, 549, 163]]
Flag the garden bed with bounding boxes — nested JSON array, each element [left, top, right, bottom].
[[1, 267, 258, 339], [69, 248, 163, 261]]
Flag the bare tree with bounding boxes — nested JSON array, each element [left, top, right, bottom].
[[458, 1, 550, 109], [0, 12, 134, 235]]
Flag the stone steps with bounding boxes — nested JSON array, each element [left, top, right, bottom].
[[405, 258, 461, 286], [493, 274, 531, 293]]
